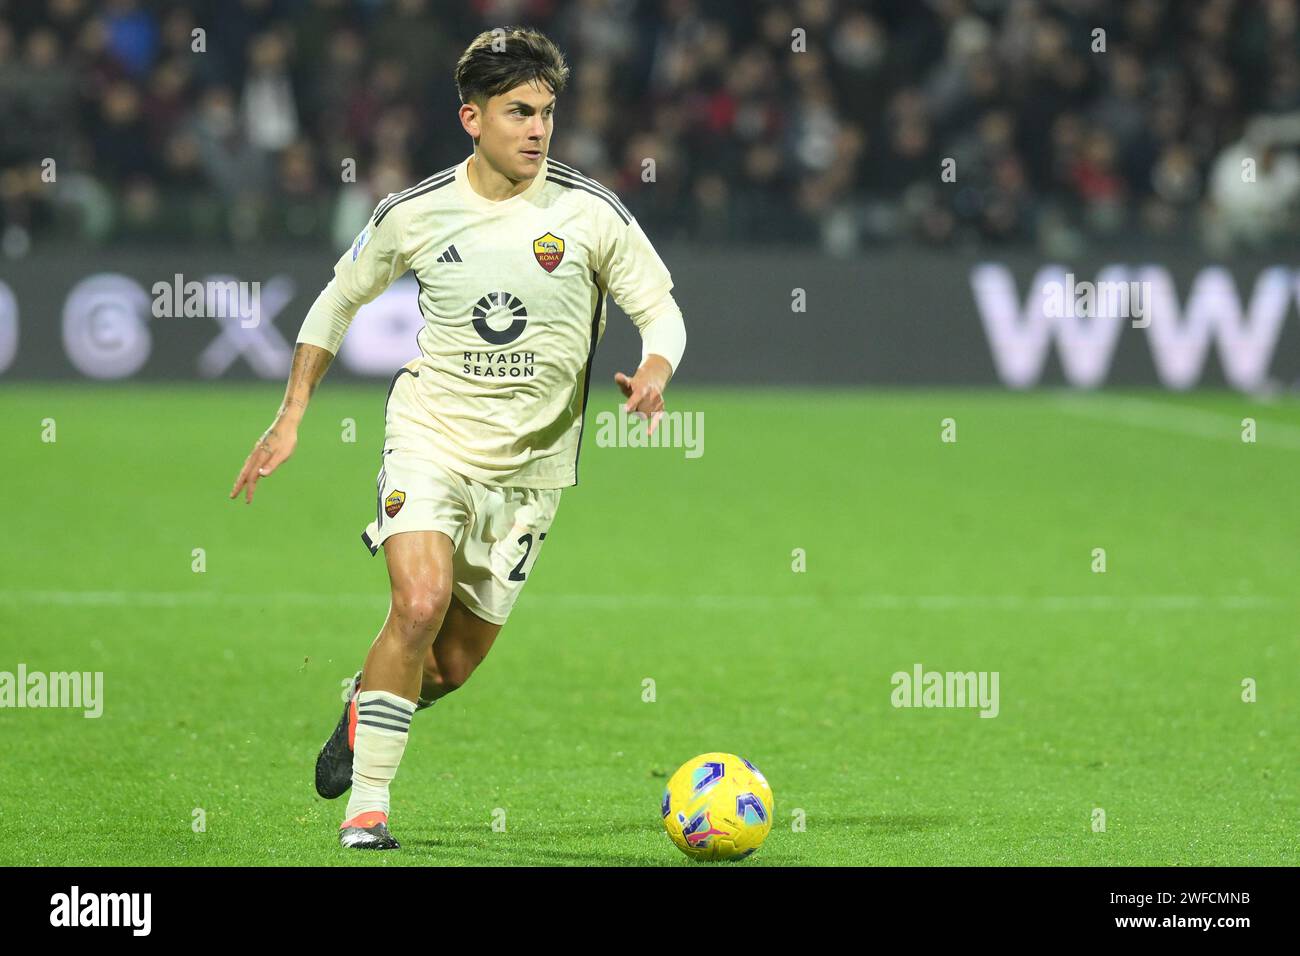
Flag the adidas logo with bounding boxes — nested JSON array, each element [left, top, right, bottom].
[[436, 244, 463, 263]]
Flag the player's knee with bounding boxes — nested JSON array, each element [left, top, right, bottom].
[[391, 585, 452, 635], [424, 669, 464, 695], [423, 657, 471, 695]]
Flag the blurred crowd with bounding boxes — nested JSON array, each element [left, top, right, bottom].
[[2, 0, 1300, 255]]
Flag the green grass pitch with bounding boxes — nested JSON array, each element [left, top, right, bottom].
[[0, 384, 1296, 866]]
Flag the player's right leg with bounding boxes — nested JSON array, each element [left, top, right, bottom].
[[315, 593, 506, 801], [338, 529, 454, 849]]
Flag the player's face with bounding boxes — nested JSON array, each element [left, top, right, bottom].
[[480, 81, 554, 178]]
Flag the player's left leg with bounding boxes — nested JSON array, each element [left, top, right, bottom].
[[410, 478, 559, 710], [418, 593, 503, 704]]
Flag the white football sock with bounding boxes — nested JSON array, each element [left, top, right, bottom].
[[344, 690, 416, 823]]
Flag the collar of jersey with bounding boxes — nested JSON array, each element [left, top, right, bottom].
[[455, 154, 548, 211]]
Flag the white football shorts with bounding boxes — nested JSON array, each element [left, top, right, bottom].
[[360, 377, 561, 626]]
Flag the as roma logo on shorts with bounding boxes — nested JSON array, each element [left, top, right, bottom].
[[533, 232, 564, 273], [384, 490, 406, 518]]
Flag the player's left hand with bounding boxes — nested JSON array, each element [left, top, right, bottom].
[[615, 361, 669, 436]]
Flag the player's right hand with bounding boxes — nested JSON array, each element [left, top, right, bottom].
[[230, 417, 298, 504]]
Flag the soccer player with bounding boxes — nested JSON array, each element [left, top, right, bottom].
[[229, 27, 686, 850]]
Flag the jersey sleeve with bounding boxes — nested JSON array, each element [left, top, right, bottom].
[[297, 199, 411, 354], [629, 291, 686, 373], [592, 202, 674, 319]]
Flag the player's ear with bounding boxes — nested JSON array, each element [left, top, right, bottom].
[[459, 102, 480, 138]]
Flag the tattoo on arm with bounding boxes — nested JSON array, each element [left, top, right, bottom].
[[280, 343, 335, 418]]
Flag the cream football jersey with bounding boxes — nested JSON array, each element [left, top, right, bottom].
[[298, 154, 675, 488]]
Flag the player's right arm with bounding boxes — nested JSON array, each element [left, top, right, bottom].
[[229, 342, 333, 504], [229, 197, 412, 504]]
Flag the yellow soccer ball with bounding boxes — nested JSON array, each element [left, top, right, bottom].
[[661, 752, 774, 861]]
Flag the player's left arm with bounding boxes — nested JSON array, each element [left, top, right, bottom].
[[613, 293, 686, 434], [596, 210, 686, 435]]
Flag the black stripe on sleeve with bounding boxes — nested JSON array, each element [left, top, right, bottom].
[[545, 160, 633, 221], [546, 173, 630, 225], [374, 174, 455, 227], [373, 164, 458, 221]]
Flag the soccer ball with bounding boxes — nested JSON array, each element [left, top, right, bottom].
[[661, 752, 774, 861]]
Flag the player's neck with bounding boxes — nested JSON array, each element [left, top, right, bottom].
[[466, 152, 536, 202]]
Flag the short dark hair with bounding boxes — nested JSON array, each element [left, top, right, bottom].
[[455, 27, 570, 108]]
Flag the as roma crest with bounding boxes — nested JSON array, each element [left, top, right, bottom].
[[384, 490, 406, 518], [533, 232, 564, 273]]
